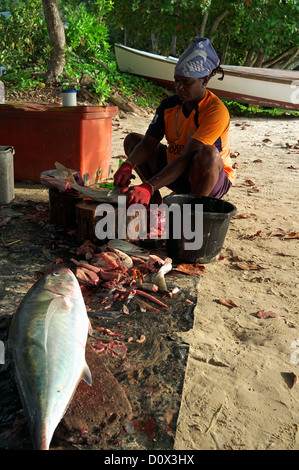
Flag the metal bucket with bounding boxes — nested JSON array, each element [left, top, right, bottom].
[[0, 146, 15, 204], [164, 194, 237, 264]]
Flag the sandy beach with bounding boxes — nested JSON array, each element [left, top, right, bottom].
[[110, 108, 299, 450], [3, 98, 298, 450]]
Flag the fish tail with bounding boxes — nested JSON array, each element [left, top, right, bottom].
[[34, 424, 50, 450], [39, 436, 50, 451]]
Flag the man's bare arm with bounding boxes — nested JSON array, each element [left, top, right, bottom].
[[127, 134, 161, 169], [148, 138, 205, 191]]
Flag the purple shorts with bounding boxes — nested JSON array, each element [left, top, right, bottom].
[[157, 144, 232, 199]]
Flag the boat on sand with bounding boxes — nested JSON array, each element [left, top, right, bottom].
[[115, 44, 299, 111]]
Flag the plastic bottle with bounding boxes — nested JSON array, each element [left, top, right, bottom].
[[0, 80, 5, 104], [61, 89, 77, 106]]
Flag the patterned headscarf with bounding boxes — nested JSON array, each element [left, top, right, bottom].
[[174, 37, 220, 78]]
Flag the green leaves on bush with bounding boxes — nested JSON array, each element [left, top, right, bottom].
[[0, 0, 49, 73]]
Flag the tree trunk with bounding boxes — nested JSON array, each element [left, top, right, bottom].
[[170, 35, 177, 56], [200, 12, 208, 37], [253, 48, 265, 67], [264, 47, 297, 68], [220, 35, 230, 64], [42, 0, 66, 84], [243, 48, 256, 67], [151, 32, 160, 53], [282, 48, 299, 69], [209, 10, 229, 43]]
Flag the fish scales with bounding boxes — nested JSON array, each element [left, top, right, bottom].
[[9, 268, 92, 450]]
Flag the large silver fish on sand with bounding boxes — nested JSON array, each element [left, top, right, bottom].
[[9, 268, 92, 450]]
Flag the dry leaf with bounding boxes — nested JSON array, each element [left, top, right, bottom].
[[257, 310, 283, 318], [290, 372, 299, 388], [173, 264, 206, 275], [243, 179, 256, 186], [230, 151, 240, 158], [237, 260, 266, 270], [230, 255, 243, 262], [218, 298, 239, 308], [282, 231, 299, 239], [269, 228, 287, 237], [233, 213, 257, 219], [242, 230, 262, 239], [247, 186, 260, 193], [233, 162, 242, 169], [253, 159, 263, 163], [285, 320, 296, 328], [286, 142, 299, 149]]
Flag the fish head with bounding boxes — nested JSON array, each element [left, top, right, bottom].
[[43, 268, 80, 299]]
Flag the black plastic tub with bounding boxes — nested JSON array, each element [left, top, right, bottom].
[[163, 194, 237, 264]]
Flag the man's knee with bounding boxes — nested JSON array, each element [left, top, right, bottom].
[[191, 145, 222, 172], [124, 132, 144, 156]]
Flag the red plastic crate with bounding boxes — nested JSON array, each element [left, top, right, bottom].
[[0, 103, 118, 184]]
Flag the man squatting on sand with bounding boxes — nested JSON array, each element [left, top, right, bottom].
[[113, 37, 236, 207]]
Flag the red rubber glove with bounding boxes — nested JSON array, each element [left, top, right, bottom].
[[114, 161, 133, 187], [121, 182, 153, 207]]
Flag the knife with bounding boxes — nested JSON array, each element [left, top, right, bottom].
[[107, 175, 136, 198]]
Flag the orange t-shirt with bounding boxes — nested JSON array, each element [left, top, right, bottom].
[[146, 91, 236, 182]]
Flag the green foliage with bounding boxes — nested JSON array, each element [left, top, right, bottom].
[[0, 0, 49, 71], [56, 0, 114, 22], [223, 100, 299, 118], [1, 0, 298, 116], [108, 0, 299, 68], [61, 2, 165, 106], [222, 0, 299, 66], [65, 5, 111, 62], [62, 3, 115, 102], [0, 0, 24, 11]]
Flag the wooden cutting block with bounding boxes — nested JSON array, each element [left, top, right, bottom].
[[49, 188, 83, 229], [76, 199, 147, 243], [76, 200, 102, 243]]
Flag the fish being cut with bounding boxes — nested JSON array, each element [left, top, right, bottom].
[[47, 162, 121, 203], [107, 239, 149, 260], [40, 167, 84, 192], [8, 268, 92, 450], [54, 162, 120, 203]]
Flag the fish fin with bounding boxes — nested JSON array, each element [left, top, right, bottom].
[[144, 271, 167, 291], [145, 262, 172, 291], [151, 272, 167, 291], [67, 172, 82, 191], [82, 362, 92, 386], [45, 296, 72, 352], [55, 161, 68, 171]]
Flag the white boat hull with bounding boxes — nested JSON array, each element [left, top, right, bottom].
[[115, 44, 299, 111]]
